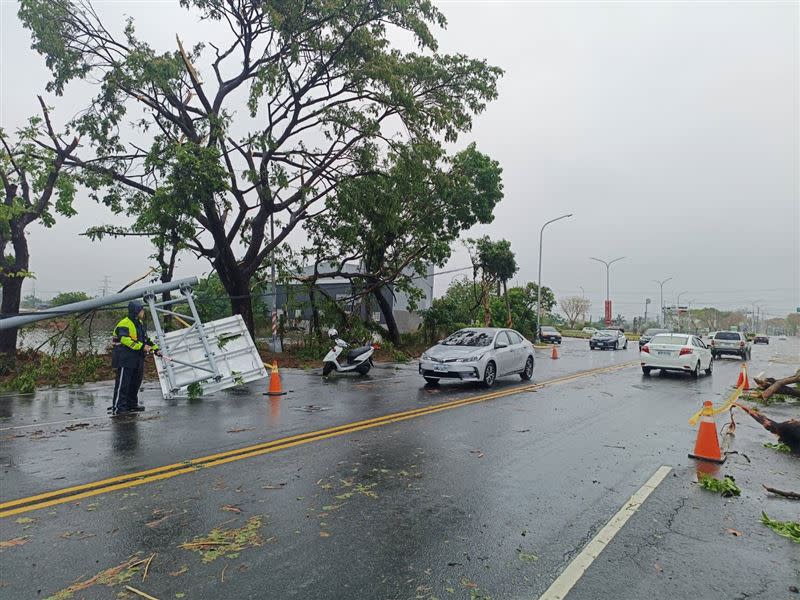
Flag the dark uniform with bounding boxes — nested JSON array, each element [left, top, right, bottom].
[[110, 301, 158, 415]]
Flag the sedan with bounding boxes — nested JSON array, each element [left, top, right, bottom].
[[753, 335, 769, 345], [639, 328, 669, 349], [539, 326, 562, 344], [641, 333, 713, 377], [589, 329, 628, 350], [419, 328, 534, 387]]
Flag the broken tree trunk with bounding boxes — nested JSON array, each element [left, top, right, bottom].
[[762, 371, 800, 401]]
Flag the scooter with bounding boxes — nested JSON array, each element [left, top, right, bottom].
[[322, 328, 376, 376]]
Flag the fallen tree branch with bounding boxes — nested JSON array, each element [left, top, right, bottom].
[[763, 485, 800, 500], [762, 372, 800, 401]]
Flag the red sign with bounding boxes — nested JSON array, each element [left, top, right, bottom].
[[604, 300, 612, 326]]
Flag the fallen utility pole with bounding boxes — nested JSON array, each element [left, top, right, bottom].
[[0, 277, 199, 330]]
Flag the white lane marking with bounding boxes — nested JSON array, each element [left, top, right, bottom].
[[538, 465, 672, 600]]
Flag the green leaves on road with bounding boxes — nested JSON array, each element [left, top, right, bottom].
[[697, 474, 741, 497], [760, 512, 800, 544], [180, 515, 264, 563]]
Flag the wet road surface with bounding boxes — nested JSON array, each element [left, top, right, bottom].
[[0, 337, 797, 599]]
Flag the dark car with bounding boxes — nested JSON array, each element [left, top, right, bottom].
[[639, 328, 669, 349], [539, 326, 562, 344], [590, 329, 628, 350], [753, 335, 769, 345]]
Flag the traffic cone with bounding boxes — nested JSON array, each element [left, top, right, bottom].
[[735, 363, 750, 391], [551, 345, 559, 360], [265, 361, 287, 396], [688, 401, 726, 463]]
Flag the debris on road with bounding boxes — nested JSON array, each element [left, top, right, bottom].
[[763, 441, 792, 453], [44, 554, 149, 600], [751, 369, 800, 402], [762, 485, 800, 500], [760, 512, 800, 543], [180, 516, 264, 563], [733, 403, 800, 454], [0, 536, 28, 548], [697, 474, 741, 497]]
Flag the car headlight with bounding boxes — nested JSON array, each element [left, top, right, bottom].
[[458, 352, 486, 362], [421, 352, 431, 361]]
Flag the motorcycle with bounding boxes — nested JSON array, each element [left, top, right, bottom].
[[322, 328, 376, 376]]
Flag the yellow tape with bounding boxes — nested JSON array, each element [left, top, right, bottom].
[[688, 385, 743, 426]]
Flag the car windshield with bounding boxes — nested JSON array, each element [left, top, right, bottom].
[[644, 329, 667, 336], [441, 330, 494, 347], [715, 332, 741, 340], [597, 330, 617, 336], [541, 327, 558, 333], [650, 334, 690, 345]]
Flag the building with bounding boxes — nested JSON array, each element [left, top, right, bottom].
[[269, 263, 434, 334]]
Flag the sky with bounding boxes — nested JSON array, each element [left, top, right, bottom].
[[1, 0, 798, 321]]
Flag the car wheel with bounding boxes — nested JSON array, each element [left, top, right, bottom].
[[705, 357, 713, 376], [642, 366, 651, 376], [614, 341, 619, 351], [710, 351, 717, 359], [322, 362, 335, 377], [423, 376, 440, 385], [482, 361, 497, 388], [520, 356, 534, 381], [692, 361, 700, 378], [624, 340, 628, 349]]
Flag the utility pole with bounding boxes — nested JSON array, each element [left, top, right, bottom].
[[590, 256, 624, 327], [536, 213, 573, 339], [100, 275, 111, 297], [652, 278, 672, 327], [270, 212, 281, 352]]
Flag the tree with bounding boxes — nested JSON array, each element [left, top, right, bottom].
[[559, 295, 591, 329], [20, 0, 502, 334], [303, 142, 502, 343], [787, 313, 800, 336], [50, 291, 92, 306], [467, 237, 517, 326], [0, 106, 78, 360]]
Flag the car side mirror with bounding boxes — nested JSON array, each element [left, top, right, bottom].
[[495, 342, 508, 349]]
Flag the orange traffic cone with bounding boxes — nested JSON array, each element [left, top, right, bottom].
[[735, 363, 750, 391], [265, 361, 287, 396], [688, 401, 726, 463], [551, 345, 559, 360]]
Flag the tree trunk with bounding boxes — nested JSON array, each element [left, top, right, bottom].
[[371, 285, 400, 345], [213, 253, 255, 334], [503, 280, 512, 327], [308, 283, 320, 338], [482, 278, 492, 327], [0, 275, 23, 364]]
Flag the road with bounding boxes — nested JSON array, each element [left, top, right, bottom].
[[0, 337, 798, 599]]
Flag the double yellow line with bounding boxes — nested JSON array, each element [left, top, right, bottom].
[[0, 361, 636, 518]]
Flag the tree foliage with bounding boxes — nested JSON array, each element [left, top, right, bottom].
[[466, 236, 517, 326], [49, 291, 92, 306], [19, 0, 503, 333], [303, 141, 502, 342]]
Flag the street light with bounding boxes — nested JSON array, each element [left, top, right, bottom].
[[537, 213, 573, 339], [750, 299, 764, 333], [652, 277, 672, 327], [590, 256, 624, 326]]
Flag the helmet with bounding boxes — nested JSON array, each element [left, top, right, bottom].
[[328, 328, 338, 339]]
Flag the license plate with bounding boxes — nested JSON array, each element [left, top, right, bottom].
[[657, 351, 671, 356], [434, 364, 449, 373]]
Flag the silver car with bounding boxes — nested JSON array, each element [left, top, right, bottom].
[[419, 327, 535, 387]]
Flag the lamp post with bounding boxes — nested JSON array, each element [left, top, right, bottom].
[[750, 300, 764, 333], [590, 256, 624, 326], [536, 213, 573, 339], [652, 278, 672, 327], [676, 291, 688, 332]]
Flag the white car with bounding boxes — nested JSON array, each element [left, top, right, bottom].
[[778, 334, 788, 341], [582, 327, 598, 335], [640, 333, 713, 377], [419, 327, 535, 387]]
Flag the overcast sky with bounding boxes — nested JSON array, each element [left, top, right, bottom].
[[1, 0, 798, 320]]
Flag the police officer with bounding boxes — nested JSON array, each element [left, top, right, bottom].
[[110, 301, 159, 415]]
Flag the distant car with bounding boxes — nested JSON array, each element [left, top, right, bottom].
[[753, 335, 769, 345], [779, 334, 788, 341], [589, 329, 628, 350], [581, 327, 598, 335], [639, 328, 669, 349], [419, 327, 535, 387], [641, 333, 713, 377], [710, 331, 751, 360], [539, 326, 562, 344]]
